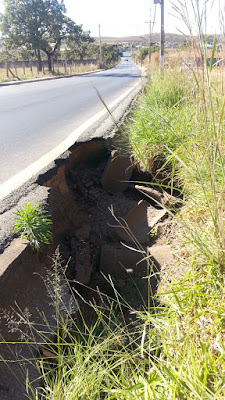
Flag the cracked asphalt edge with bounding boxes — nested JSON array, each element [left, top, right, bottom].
[[0, 80, 144, 254]]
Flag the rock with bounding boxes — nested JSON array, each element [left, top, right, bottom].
[[100, 244, 145, 278], [101, 150, 134, 193], [135, 185, 181, 207], [148, 244, 175, 270], [135, 185, 164, 205], [148, 244, 176, 290], [115, 200, 167, 244]]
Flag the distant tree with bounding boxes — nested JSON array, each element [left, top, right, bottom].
[[102, 44, 120, 66], [0, 48, 12, 63], [85, 43, 99, 59], [0, 0, 86, 71], [138, 47, 148, 61], [15, 47, 35, 62], [65, 31, 94, 60]]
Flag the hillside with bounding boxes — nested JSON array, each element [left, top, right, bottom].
[[94, 33, 189, 45]]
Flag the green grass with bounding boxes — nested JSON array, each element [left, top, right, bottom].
[[22, 65, 225, 400], [125, 70, 196, 173], [20, 254, 224, 400], [5, 3, 225, 398]]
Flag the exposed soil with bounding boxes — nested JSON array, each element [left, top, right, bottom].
[[57, 145, 177, 318], [0, 140, 179, 400]]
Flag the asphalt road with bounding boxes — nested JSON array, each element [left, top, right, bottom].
[[0, 57, 141, 186]]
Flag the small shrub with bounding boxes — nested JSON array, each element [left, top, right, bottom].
[[14, 202, 52, 251]]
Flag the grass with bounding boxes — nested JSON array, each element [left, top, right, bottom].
[[125, 69, 194, 172], [3, 2, 225, 399], [13, 252, 225, 399], [0, 63, 99, 83]]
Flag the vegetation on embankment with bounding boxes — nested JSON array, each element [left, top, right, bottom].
[[9, 4, 225, 399], [25, 65, 225, 399], [121, 49, 225, 400]]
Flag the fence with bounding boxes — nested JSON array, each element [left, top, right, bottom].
[[165, 56, 223, 69], [1, 59, 98, 77]]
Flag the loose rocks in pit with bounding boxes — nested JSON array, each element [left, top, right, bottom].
[[57, 146, 175, 310]]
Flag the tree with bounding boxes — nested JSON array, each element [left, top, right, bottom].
[[138, 47, 148, 61], [85, 43, 99, 59], [102, 44, 120, 66], [0, 0, 86, 71], [65, 31, 94, 60]]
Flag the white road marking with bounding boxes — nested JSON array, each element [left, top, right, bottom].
[[0, 80, 140, 201]]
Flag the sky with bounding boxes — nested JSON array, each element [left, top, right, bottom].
[[64, 0, 223, 38], [0, 0, 223, 38]]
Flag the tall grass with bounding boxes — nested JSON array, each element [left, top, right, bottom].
[[16, 253, 225, 399], [3, 2, 225, 399]]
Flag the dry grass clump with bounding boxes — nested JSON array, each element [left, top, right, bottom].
[[0, 63, 98, 82]]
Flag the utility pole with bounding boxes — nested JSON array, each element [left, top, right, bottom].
[[99, 24, 103, 69], [148, 21, 152, 64], [145, 20, 152, 64], [145, 19, 153, 64], [160, 0, 165, 70], [205, 2, 207, 37], [153, 0, 164, 71], [146, 4, 156, 64]]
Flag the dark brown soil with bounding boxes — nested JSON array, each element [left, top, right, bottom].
[[58, 148, 177, 320], [0, 144, 178, 400]]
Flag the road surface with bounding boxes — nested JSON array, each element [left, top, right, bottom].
[[0, 57, 141, 188]]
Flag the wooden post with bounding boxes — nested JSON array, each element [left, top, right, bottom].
[[5, 60, 9, 77], [30, 61, 33, 75], [22, 61, 25, 75], [99, 24, 103, 68], [43, 63, 45, 75]]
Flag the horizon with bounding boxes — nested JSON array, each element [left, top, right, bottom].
[[64, 0, 222, 38], [0, 0, 223, 39]]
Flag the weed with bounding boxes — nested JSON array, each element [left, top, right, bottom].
[[14, 202, 52, 251]]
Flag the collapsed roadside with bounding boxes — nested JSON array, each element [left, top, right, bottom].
[[1, 42, 225, 400]]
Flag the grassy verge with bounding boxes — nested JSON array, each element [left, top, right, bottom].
[[22, 57, 224, 399], [4, 4, 225, 398], [0, 63, 99, 83]]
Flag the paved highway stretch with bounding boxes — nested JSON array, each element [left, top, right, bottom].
[[0, 57, 141, 188]]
